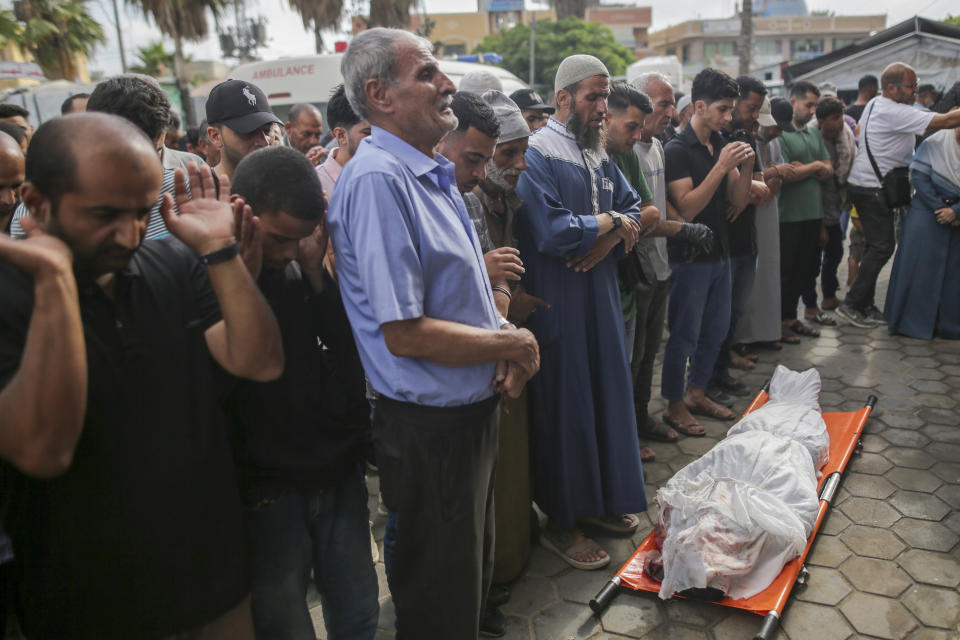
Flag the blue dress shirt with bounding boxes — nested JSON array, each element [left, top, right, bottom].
[[328, 126, 499, 407]]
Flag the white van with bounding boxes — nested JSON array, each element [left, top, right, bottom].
[[230, 54, 529, 126]]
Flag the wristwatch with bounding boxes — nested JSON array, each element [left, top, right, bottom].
[[608, 211, 623, 229]]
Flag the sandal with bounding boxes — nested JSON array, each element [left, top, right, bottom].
[[685, 400, 737, 421], [540, 527, 610, 570], [640, 446, 656, 462], [753, 340, 783, 351], [638, 415, 679, 442], [663, 414, 707, 437], [730, 351, 756, 370], [579, 513, 641, 537], [780, 334, 802, 344], [732, 344, 759, 361], [805, 312, 837, 326], [784, 321, 820, 338]]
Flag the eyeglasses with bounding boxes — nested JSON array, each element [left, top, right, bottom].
[[895, 82, 919, 89]]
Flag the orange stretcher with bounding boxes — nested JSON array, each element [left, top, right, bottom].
[[590, 385, 877, 640]]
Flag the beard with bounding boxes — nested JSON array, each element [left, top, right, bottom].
[[484, 158, 521, 191], [566, 110, 606, 154]]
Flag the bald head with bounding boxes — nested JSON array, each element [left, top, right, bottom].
[[881, 63, 918, 105], [26, 112, 160, 206], [0, 131, 25, 231], [0, 130, 23, 158]]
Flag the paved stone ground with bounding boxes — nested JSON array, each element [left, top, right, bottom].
[[312, 267, 960, 640]]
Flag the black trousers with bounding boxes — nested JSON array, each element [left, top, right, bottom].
[[375, 395, 499, 640], [802, 223, 845, 307], [780, 219, 823, 320], [847, 188, 896, 311], [631, 278, 670, 427]]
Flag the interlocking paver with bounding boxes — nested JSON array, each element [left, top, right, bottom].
[[806, 534, 852, 568], [710, 610, 786, 640], [661, 598, 726, 627], [933, 484, 960, 509], [840, 472, 896, 499], [885, 467, 944, 492], [892, 518, 960, 552], [502, 574, 558, 616], [898, 549, 960, 587], [839, 592, 918, 639], [838, 556, 913, 596], [889, 490, 952, 521], [928, 442, 960, 462], [881, 447, 937, 470], [879, 427, 932, 448], [922, 424, 960, 444], [632, 623, 709, 640], [876, 412, 926, 429], [929, 461, 960, 484], [819, 510, 851, 535], [556, 568, 615, 605], [838, 496, 902, 527], [780, 600, 853, 640], [846, 451, 893, 475], [533, 600, 600, 639], [902, 584, 960, 629], [597, 596, 663, 637], [838, 525, 905, 559], [793, 566, 852, 605], [917, 408, 959, 425]]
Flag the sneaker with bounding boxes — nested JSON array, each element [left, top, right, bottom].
[[836, 303, 880, 329], [864, 305, 887, 323], [713, 373, 751, 397]]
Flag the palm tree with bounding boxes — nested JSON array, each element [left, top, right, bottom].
[[14, 0, 106, 81], [287, 0, 343, 53], [129, 40, 182, 77], [738, 0, 753, 76], [368, 0, 415, 28], [126, 0, 228, 126], [0, 9, 22, 48]]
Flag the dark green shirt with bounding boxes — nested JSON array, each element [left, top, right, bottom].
[[778, 125, 829, 223]]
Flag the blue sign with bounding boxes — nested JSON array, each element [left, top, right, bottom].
[[484, 0, 524, 11]]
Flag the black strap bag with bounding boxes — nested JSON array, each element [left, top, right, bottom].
[[862, 100, 912, 208]]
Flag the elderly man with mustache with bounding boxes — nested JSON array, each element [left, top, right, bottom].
[[515, 54, 649, 570], [327, 28, 540, 640]]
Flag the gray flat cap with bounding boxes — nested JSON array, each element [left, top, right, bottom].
[[459, 69, 503, 94], [481, 90, 529, 144], [554, 54, 609, 93]]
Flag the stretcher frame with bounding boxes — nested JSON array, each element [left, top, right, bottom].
[[590, 383, 877, 640]]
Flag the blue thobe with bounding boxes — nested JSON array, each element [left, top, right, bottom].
[[515, 117, 647, 528]]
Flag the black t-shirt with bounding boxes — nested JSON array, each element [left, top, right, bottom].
[[0, 236, 247, 639], [846, 103, 866, 122], [228, 264, 371, 500], [664, 125, 731, 262], [720, 128, 762, 257]]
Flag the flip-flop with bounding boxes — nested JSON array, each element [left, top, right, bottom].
[[639, 416, 679, 442], [780, 334, 802, 344], [579, 513, 641, 537], [785, 321, 820, 337], [730, 352, 756, 370], [663, 414, 707, 437], [540, 529, 610, 570], [805, 312, 837, 326], [686, 401, 737, 421], [640, 446, 656, 462]]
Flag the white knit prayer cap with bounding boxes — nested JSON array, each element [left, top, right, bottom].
[[554, 54, 609, 94]]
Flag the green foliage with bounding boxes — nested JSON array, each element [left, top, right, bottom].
[[473, 17, 635, 91], [129, 41, 182, 77], [944, 15, 960, 27], [15, 0, 106, 81], [0, 9, 22, 48]]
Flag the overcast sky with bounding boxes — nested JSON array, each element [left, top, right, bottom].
[[83, 0, 956, 78]]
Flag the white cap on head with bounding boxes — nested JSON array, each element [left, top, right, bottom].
[[758, 95, 776, 127], [459, 69, 503, 94], [481, 90, 529, 144], [554, 54, 609, 94], [818, 81, 838, 97], [677, 95, 692, 114]]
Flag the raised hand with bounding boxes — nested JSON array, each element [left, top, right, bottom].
[[233, 197, 263, 279], [159, 162, 235, 256], [298, 219, 329, 289], [718, 141, 752, 172], [306, 146, 327, 166], [0, 217, 74, 281], [484, 247, 524, 283]]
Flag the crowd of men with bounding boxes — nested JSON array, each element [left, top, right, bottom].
[[1, 25, 959, 640]]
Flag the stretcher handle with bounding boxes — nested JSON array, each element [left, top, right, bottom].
[[753, 611, 780, 640], [865, 395, 878, 409], [589, 576, 621, 614]]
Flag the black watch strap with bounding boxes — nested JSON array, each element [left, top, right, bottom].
[[201, 241, 239, 267]]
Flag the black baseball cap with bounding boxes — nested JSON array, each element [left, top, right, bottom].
[[770, 97, 795, 132], [205, 79, 281, 134], [510, 88, 555, 114]]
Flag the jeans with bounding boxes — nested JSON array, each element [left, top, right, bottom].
[[714, 254, 757, 379], [243, 467, 379, 640], [802, 223, 844, 307], [631, 278, 669, 425], [846, 188, 896, 311], [780, 219, 823, 320], [662, 259, 732, 401]]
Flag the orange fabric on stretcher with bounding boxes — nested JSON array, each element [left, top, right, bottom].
[[615, 391, 872, 615]]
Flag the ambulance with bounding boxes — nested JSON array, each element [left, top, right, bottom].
[[230, 54, 529, 125]]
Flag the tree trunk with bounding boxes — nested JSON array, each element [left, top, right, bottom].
[[173, 34, 195, 127], [314, 25, 323, 54], [554, 0, 587, 20], [738, 0, 753, 76]]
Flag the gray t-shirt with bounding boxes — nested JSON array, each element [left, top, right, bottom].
[[634, 137, 670, 282]]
